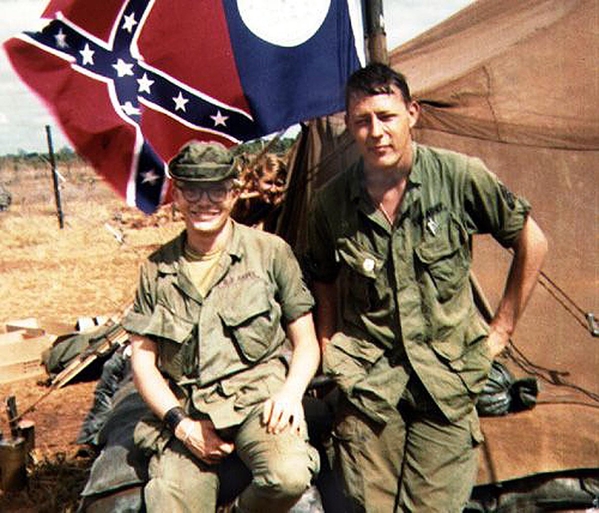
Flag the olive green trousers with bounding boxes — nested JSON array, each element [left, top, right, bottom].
[[331, 378, 482, 513], [142, 405, 319, 512]]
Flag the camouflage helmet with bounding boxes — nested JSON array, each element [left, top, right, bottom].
[[168, 141, 238, 183]]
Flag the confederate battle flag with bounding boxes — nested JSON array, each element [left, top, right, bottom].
[[4, 0, 365, 213]]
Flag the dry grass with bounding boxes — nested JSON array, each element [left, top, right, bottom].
[[1, 161, 184, 326], [0, 160, 185, 511]]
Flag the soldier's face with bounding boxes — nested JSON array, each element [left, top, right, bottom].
[[174, 179, 238, 235], [346, 86, 419, 174]]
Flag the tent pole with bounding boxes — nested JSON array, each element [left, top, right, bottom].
[[365, 0, 388, 64]]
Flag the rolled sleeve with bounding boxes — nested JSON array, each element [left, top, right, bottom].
[[464, 158, 531, 247], [122, 263, 156, 336], [121, 310, 153, 336], [274, 241, 314, 323]]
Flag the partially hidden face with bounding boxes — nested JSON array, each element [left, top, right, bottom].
[[258, 168, 286, 203]]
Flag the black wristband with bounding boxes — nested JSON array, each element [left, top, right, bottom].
[[163, 406, 187, 432]]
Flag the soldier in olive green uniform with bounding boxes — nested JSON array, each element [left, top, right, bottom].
[[125, 142, 320, 512], [306, 64, 548, 512]]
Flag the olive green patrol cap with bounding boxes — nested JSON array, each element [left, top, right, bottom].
[[168, 141, 238, 182]]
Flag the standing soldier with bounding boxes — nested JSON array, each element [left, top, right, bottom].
[[306, 63, 548, 512]]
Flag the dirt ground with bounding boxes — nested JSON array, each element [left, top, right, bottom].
[[0, 161, 184, 512]]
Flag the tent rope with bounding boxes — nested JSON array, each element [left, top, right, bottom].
[[505, 341, 599, 404], [498, 246, 597, 337], [537, 275, 590, 332]]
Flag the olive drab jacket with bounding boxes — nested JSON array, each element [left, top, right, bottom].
[[124, 221, 314, 429], [306, 144, 531, 424]]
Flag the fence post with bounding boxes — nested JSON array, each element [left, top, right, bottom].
[[45, 125, 64, 229]]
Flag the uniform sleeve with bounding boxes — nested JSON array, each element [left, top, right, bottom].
[[121, 261, 157, 335], [273, 240, 315, 323], [304, 190, 340, 283], [462, 157, 531, 247]]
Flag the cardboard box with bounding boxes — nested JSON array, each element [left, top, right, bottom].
[[0, 335, 53, 384], [0, 330, 27, 345], [5, 318, 45, 338]]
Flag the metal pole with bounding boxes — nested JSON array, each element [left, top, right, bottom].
[[45, 125, 64, 229], [365, 0, 389, 64]]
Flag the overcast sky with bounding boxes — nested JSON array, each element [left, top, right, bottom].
[[0, 0, 472, 155]]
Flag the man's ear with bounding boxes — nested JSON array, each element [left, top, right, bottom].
[[408, 101, 421, 129]]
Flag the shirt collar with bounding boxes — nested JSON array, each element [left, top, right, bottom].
[[226, 220, 244, 262], [408, 142, 423, 187], [157, 219, 242, 274]]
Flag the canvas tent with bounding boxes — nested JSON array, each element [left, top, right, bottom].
[[282, 0, 598, 490]]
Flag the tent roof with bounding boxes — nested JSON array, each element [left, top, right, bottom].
[[390, 0, 599, 150]]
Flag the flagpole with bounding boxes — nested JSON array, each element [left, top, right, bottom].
[[365, 0, 388, 64]]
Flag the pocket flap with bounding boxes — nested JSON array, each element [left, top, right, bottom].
[[329, 332, 384, 365], [144, 303, 195, 344], [219, 281, 271, 327], [431, 314, 489, 364], [415, 219, 463, 264]]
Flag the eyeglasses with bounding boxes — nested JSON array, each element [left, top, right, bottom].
[[175, 183, 232, 204]]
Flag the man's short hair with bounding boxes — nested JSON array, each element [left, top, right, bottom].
[[345, 63, 412, 110]]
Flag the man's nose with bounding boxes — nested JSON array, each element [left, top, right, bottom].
[[197, 190, 214, 205], [189, 190, 211, 205], [369, 116, 383, 137]]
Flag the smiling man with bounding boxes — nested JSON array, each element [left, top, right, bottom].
[[124, 141, 320, 512], [306, 63, 548, 512]]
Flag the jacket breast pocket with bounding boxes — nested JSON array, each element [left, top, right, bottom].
[[218, 281, 278, 363], [415, 216, 470, 302]]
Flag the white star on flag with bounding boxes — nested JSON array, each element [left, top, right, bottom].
[[79, 43, 95, 65], [141, 169, 161, 185], [55, 28, 68, 48], [137, 73, 154, 93], [210, 110, 229, 127], [122, 13, 138, 33], [112, 58, 134, 77], [173, 92, 189, 112]]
